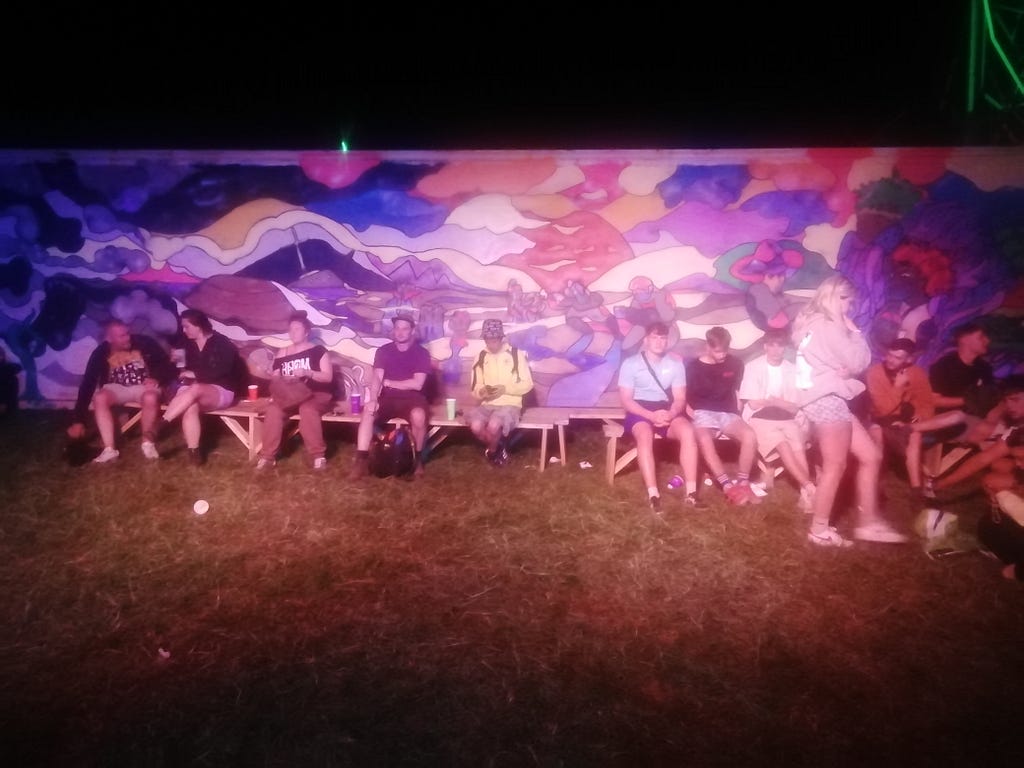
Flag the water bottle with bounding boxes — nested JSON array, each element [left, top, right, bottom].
[[666, 474, 684, 490]]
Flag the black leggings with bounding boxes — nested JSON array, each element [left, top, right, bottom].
[[977, 508, 1024, 581]]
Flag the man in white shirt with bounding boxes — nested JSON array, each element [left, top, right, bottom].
[[738, 327, 817, 511]]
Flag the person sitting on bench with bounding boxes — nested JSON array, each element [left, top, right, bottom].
[[617, 321, 704, 513], [160, 309, 247, 466], [686, 326, 761, 506], [66, 319, 176, 464]]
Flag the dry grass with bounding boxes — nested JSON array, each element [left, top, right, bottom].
[[1, 410, 1022, 767]]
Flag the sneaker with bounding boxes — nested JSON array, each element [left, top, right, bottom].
[[413, 461, 425, 478], [724, 483, 751, 506], [737, 482, 762, 505], [92, 446, 120, 464], [187, 448, 204, 467], [682, 493, 708, 510], [808, 525, 854, 548], [799, 483, 816, 513], [312, 457, 327, 471], [140, 441, 160, 460], [255, 457, 276, 470], [852, 523, 910, 544], [649, 495, 663, 514]]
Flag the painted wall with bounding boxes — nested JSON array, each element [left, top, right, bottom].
[[1, 147, 1022, 410]]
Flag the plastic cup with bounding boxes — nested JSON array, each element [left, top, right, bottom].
[[247, 384, 259, 401], [445, 397, 457, 420], [193, 499, 209, 515], [350, 393, 362, 415]]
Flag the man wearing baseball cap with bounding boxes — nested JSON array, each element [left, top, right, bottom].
[[466, 319, 534, 466], [350, 311, 433, 479]]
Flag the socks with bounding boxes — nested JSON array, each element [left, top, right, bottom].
[[716, 473, 732, 489], [737, 472, 750, 486]]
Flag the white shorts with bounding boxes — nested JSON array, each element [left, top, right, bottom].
[[692, 409, 741, 437], [179, 383, 236, 409], [100, 383, 152, 405], [749, 417, 806, 458]]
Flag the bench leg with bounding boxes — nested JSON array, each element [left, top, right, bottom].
[[605, 436, 619, 485], [538, 428, 548, 472]]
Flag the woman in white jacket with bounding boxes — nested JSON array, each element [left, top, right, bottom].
[[793, 275, 908, 547]]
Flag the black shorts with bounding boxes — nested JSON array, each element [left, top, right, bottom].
[[376, 391, 429, 425]]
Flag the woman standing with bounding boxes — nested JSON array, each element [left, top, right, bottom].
[[161, 309, 246, 465], [257, 311, 334, 470], [793, 275, 908, 546]]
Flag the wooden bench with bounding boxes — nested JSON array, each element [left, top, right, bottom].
[[117, 400, 266, 460], [599, 413, 785, 488], [288, 402, 568, 471], [118, 397, 566, 469]]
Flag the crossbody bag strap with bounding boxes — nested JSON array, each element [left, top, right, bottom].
[[641, 352, 673, 400]]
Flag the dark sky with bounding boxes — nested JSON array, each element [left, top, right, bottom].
[[2, 6, 969, 152]]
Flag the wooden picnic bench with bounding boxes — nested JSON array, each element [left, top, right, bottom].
[[118, 398, 565, 469], [310, 402, 568, 471], [589, 407, 785, 488]]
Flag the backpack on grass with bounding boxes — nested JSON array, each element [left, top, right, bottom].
[[368, 425, 415, 478]]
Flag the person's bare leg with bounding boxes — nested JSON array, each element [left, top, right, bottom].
[[724, 419, 757, 477], [408, 406, 427, 454], [810, 421, 851, 532], [695, 428, 727, 481], [670, 418, 700, 493], [774, 440, 812, 487], [849, 418, 884, 527], [182, 403, 202, 449], [632, 421, 657, 494], [140, 388, 161, 442], [92, 388, 117, 449], [906, 431, 923, 489]]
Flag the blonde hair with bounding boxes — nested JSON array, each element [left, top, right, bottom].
[[793, 274, 855, 339]]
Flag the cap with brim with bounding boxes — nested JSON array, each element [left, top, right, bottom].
[[391, 312, 416, 327]]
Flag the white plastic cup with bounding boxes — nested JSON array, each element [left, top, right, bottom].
[[445, 397, 456, 420], [193, 499, 209, 515]]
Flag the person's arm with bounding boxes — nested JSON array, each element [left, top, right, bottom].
[[866, 365, 901, 418], [964, 402, 1005, 446], [365, 366, 385, 410], [381, 372, 427, 391], [310, 348, 333, 385], [620, 384, 669, 423], [501, 349, 534, 398]]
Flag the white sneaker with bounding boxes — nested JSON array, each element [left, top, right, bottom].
[[255, 457, 275, 470], [807, 525, 853, 548], [312, 457, 327, 470], [853, 523, 910, 544], [92, 447, 120, 464], [141, 441, 160, 460]]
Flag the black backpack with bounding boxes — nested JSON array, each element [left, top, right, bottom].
[[368, 425, 415, 478]]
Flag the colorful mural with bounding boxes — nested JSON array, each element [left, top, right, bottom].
[[1, 147, 1022, 411]]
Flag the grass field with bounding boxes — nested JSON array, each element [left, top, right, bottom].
[[1, 409, 1021, 767]]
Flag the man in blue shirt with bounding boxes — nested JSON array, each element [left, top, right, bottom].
[[618, 322, 704, 513]]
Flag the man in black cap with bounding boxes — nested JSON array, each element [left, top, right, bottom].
[[465, 319, 534, 466], [350, 312, 433, 478]]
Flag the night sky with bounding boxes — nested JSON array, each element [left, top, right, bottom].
[[3, 6, 968, 152]]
